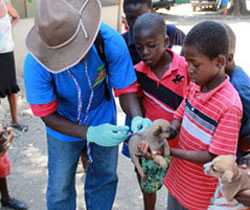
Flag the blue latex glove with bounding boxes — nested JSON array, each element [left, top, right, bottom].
[[87, 123, 130, 147], [131, 116, 152, 133]]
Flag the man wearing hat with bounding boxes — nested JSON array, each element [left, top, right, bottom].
[[24, 0, 151, 210]]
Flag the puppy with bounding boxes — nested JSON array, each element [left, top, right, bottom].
[[204, 155, 250, 202], [128, 119, 171, 179]]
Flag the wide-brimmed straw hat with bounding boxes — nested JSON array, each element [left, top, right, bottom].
[[26, 0, 102, 73]]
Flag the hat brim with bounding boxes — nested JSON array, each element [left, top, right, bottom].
[[26, 0, 102, 73]]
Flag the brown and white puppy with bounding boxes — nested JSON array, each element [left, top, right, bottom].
[[128, 119, 171, 179], [204, 155, 250, 202]]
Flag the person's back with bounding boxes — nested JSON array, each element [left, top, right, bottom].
[[165, 21, 242, 210], [223, 24, 250, 162], [230, 66, 250, 156], [122, 0, 185, 64]]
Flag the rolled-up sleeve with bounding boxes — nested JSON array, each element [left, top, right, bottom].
[[114, 82, 139, 97], [24, 54, 58, 117]]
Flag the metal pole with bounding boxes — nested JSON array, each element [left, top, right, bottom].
[[24, 0, 27, 18], [116, 0, 123, 32]]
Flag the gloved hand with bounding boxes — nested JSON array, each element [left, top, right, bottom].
[[131, 116, 152, 133], [87, 123, 130, 147]]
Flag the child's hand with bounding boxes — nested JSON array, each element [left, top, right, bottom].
[[167, 119, 180, 140], [168, 125, 178, 139], [137, 141, 152, 159], [11, 15, 19, 25], [0, 127, 13, 156], [235, 190, 250, 206]]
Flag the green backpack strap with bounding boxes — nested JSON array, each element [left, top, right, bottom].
[[94, 32, 111, 101]]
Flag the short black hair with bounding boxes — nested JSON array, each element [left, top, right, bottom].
[[123, 0, 152, 9], [133, 13, 166, 38], [184, 21, 229, 59], [223, 23, 236, 54]]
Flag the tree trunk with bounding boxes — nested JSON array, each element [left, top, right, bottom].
[[228, 0, 250, 15]]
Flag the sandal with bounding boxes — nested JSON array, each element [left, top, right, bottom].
[[1, 197, 28, 210], [10, 123, 28, 132]]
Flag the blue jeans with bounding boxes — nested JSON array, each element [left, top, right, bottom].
[[167, 193, 188, 210], [46, 135, 118, 210]]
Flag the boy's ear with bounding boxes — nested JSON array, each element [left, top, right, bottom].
[[227, 53, 234, 63], [215, 55, 227, 69], [164, 36, 169, 48]]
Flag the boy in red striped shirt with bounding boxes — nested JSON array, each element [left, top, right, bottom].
[[163, 21, 243, 210], [116, 13, 189, 210]]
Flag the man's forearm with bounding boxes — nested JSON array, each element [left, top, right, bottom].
[[119, 93, 143, 118], [41, 113, 87, 139], [170, 148, 215, 164], [6, 3, 18, 18]]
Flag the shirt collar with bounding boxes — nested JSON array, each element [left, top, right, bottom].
[[136, 49, 186, 79], [191, 76, 230, 102]]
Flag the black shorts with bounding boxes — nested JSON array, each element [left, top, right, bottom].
[[0, 52, 20, 98]]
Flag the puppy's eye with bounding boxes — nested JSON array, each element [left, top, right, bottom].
[[212, 165, 219, 172]]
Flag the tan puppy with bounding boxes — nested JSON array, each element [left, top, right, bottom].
[[205, 155, 250, 202], [128, 119, 171, 179]]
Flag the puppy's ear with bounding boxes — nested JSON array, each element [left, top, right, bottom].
[[153, 126, 162, 136], [221, 170, 234, 183]]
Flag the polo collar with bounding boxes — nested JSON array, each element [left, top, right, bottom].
[[192, 76, 230, 103], [136, 49, 185, 80]]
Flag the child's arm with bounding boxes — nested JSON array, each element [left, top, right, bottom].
[[171, 105, 242, 164], [170, 148, 216, 164], [235, 190, 250, 206], [6, 1, 19, 25]]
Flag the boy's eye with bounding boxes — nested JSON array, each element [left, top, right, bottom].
[[148, 44, 157, 48], [192, 63, 200, 68], [135, 44, 142, 50]]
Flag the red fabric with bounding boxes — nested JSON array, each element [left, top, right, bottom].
[[30, 100, 58, 117], [0, 153, 11, 177], [135, 49, 189, 148], [114, 82, 139, 97], [164, 78, 243, 210]]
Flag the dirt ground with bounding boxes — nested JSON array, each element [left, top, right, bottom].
[[0, 3, 250, 210]]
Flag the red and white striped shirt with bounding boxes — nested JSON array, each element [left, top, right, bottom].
[[135, 50, 189, 147], [164, 78, 242, 210]]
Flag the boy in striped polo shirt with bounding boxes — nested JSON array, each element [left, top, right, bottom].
[[117, 13, 189, 210], [164, 21, 243, 210]]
